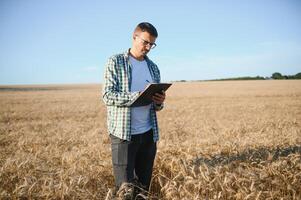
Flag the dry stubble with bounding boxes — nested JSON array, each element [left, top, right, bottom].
[[0, 80, 300, 199]]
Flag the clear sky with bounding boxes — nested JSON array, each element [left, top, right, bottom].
[[1, 0, 301, 84]]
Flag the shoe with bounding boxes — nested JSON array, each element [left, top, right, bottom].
[[132, 180, 149, 200], [116, 183, 135, 200]]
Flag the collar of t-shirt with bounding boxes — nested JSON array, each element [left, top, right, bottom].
[[129, 56, 152, 92]]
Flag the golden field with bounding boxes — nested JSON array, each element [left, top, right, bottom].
[[0, 80, 300, 199]]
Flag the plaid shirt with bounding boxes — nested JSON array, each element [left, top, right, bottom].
[[102, 49, 163, 141]]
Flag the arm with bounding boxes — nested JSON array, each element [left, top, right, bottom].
[[153, 91, 165, 111], [151, 63, 165, 111], [154, 102, 164, 111], [102, 57, 140, 107]]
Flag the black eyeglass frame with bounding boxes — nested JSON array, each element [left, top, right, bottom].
[[135, 35, 157, 49]]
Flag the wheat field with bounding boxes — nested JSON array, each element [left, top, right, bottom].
[[0, 80, 300, 199]]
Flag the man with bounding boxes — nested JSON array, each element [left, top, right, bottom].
[[102, 22, 165, 199]]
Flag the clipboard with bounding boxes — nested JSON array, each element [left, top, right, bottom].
[[131, 83, 172, 107]]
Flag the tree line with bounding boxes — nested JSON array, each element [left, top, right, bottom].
[[271, 72, 301, 80], [174, 72, 301, 82], [212, 72, 301, 81], [206, 72, 301, 81]]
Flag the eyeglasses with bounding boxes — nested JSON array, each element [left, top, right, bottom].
[[135, 35, 157, 49]]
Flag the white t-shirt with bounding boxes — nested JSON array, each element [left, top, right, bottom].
[[129, 56, 153, 135]]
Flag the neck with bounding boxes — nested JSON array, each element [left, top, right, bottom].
[[129, 48, 144, 61]]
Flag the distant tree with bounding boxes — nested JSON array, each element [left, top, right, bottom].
[[255, 76, 265, 80], [271, 72, 283, 79], [294, 72, 301, 79], [287, 75, 293, 79]]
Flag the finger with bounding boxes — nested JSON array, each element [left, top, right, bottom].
[[154, 93, 165, 98], [153, 96, 164, 103], [153, 94, 165, 99], [152, 95, 161, 101], [159, 90, 166, 96], [152, 96, 162, 101]]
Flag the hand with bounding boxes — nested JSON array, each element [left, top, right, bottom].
[[152, 90, 166, 105]]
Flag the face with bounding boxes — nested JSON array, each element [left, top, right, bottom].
[[133, 31, 157, 57]]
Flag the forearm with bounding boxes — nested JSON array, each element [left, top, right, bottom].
[[103, 90, 140, 107], [102, 56, 141, 106], [154, 103, 164, 111]]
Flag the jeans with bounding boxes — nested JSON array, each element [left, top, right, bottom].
[[110, 129, 157, 191]]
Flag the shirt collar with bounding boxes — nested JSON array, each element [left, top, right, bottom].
[[124, 48, 149, 62]]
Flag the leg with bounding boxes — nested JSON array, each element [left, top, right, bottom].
[[135, 130, 157, 190], [110, 134, 139, 189]]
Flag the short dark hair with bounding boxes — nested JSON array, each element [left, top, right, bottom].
[[135, 22, 158, 37]]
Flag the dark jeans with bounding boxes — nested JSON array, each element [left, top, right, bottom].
[[110, 129, 157, 191]]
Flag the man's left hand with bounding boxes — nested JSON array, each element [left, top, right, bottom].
[[152, 90, 166, 105]]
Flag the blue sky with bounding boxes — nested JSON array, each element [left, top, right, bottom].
[[0, 0, 301, 84]]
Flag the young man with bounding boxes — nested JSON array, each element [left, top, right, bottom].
[[102, 22, 165, 199]]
